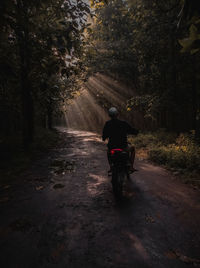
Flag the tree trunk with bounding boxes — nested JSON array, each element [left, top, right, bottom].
[[21, 66, 34, 148], [16, 0, 34, 149], [191, 56, 200, 142], [47, 103, 53, 130], [168, 29, 178, 131], [194, 86, 200, 143]]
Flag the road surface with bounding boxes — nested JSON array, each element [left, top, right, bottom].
[[0, 128, 200, 268]]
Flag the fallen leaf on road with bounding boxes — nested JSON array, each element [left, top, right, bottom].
[[145, 214, 155, 223], [166, 250, 200, 265], [165, 251, 177, 259], [175, 250, 200, 265], [156, 212, 161, 219], [36, 186, 44, 191]]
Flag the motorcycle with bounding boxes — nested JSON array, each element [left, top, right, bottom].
[[109, 148, 130, 199]]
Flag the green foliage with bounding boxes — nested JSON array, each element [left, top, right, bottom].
[[130, 130, 176, 148], [130, 133, 161, 148], [132, 131, 200, 171], [84, 0, 200, 136], [149, 144, 200, 171], [179, 22, 200, 54], [84, 0, 138, 80], [127, 95, 161, 120], [0, 0, 91, 146], [178, 0, 200, 54]]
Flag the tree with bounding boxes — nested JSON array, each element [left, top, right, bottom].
[[84, 0, 200, 135], [0, 0, 91, 149]]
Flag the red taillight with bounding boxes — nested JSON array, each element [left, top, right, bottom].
[[110, 148, 123, 155]]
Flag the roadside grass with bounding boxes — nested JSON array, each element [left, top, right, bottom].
[[0, 128, 59, 184], [129, 130, 200, 189]]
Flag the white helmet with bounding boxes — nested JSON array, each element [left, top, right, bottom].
[[108, 107, 118, 118]]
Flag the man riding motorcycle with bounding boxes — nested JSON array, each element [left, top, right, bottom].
[[102, 107, 138, 175]]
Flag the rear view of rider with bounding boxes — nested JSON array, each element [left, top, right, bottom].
[[102, 107, 138, 174]]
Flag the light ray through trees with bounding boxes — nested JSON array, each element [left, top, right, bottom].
[[64, 74, 138, 133]]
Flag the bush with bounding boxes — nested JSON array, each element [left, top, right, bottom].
[[155, 129, 177, 145], [130, 133, 160, 148], [148, 135, 200, 171], [148, 147, 168, 165], [130, 131, 200, 172], [130, 129, 177, 149]]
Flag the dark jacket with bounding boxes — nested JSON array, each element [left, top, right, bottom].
[[102, 118, 138, 149]]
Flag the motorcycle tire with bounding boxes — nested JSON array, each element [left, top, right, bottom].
[[112, 169, 125, 199]]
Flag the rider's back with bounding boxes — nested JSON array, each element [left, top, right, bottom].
[[102, 118, 137, 149]]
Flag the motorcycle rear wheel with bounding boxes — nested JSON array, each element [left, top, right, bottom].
[[112, 170, 126, 199]]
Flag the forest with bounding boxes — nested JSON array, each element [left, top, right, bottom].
[[1, 0, 200, 179], [0, 1, 200, 267]]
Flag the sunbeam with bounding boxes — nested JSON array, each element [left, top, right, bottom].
[[64, 74, 137, 133]]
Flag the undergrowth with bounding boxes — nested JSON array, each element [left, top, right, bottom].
[[129, 130, 200, 188]]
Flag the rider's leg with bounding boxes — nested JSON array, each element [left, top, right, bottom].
[[107, 150, 112, 172], [131, 146, 135, 168], [129, 145, 136, 172]]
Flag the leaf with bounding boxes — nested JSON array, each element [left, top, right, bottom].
[[179, 38, 193, 52], [190, 24, 198, 40], [174, 250, 200, 265], [191, 48, 199, 54], [179, 24, 200, 53], [36, 186, 44, 191], [165, 251, 177, 259], [145, 214, 155, 223]]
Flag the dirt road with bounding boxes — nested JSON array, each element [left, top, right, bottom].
[[0, 129, 200, 268]]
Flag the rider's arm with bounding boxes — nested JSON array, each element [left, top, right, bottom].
[[126, 122, 139, 135]]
